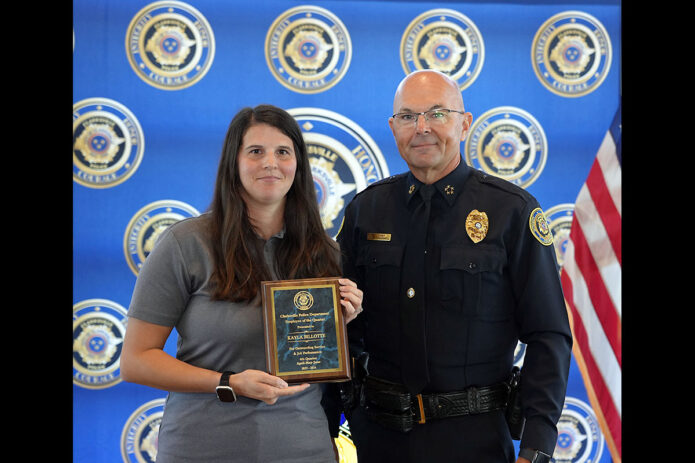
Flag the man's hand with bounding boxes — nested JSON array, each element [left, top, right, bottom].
[[339, 278, 363, 324]]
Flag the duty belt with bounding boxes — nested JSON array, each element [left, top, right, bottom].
[[362, 375, 510, 433]]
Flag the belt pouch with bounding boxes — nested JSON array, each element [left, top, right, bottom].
[[364, 376, 412, 413], [364, 405, 414, 433], [362, 376, 414, 432]]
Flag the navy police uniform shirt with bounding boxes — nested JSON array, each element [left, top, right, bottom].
[[337, 158, 572, 455]]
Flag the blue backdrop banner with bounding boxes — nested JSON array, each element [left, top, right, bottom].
[[73, 1, 620, 461]]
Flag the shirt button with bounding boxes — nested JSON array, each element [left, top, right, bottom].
[[469, 262, 477, 269], [407, 288, 415, 298]]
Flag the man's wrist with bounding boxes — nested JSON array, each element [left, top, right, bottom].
[[518, 448, 551, 463]]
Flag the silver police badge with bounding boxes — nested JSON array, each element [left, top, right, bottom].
[[289, 108, 389, 238], [73, 98, 145, 189], [545, 203, 575, 270], [125, 1, 215, 90], [123, 199, 200, 275], [265, 6, 352, 94], [400, 9, 484, 91], [465, 106, 547, 188], [121, 398, 166, 463], [73, 299, 128, 389], [553, 396, 605, 462], [532, 10, 612, 97]]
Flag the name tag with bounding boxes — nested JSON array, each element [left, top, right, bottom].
[[367, 233, 391, 242]]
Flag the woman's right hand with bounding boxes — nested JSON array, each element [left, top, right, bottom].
[[230, 370, 310, 404]]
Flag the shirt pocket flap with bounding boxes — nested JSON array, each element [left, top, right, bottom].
[[440, 246, 507, 274], [357, 245, 403, 268]]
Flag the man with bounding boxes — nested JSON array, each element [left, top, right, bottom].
[[335, 70, 572, 462]]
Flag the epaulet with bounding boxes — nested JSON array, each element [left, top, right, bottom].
[[470, 169, 533, 202], [353, 173, 407, 197]]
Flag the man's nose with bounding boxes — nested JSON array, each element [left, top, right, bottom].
[[415, 113, 431, 133]]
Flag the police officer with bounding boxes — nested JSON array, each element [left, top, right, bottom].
[[335, 70, 572, 462]]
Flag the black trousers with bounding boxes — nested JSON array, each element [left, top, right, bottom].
[[348, 405, 516, 463]]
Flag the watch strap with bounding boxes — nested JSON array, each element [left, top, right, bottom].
[[519, 448, 551, 463], [219, 370, 235, 386], [216, 371, 237, 402]]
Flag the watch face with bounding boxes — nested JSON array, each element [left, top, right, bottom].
[[216, 386, 236, 402]]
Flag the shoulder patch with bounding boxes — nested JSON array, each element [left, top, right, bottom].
[[529, 207, 553, 246]]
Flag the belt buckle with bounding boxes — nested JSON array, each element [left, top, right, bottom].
[[414, 394, 426, 424]]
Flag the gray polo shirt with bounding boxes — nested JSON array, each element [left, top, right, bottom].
[[128, 214, 335, 462]]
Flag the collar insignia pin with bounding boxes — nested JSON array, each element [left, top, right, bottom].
[[408, 185, 415, 194], [445, 185, 454, 195]]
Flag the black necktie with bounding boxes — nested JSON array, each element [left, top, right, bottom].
[[400, 184, 434, 394]]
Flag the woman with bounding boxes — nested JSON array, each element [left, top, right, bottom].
[[120, 104, 363, 462]]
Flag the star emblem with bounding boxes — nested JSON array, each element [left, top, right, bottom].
[[445, 185, 454, 195]]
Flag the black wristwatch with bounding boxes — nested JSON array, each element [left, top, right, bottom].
[[519, 448, 551, 463], [216, 371, 237, 402]]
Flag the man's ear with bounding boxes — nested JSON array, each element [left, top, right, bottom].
[[460, 112, 473, 141]]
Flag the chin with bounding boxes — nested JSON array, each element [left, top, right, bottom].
[[258, 192, 289, 204], [408, 152, 441, 166], [244, 186, 291, 208]]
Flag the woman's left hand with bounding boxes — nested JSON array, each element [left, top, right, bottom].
[[338, 278, 363, 324]]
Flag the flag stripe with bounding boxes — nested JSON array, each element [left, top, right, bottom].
[[567, 220, 621, 366], [571, 343, 622, 463], [564, 285, 622, 440], [573, 185, 622, 316], [560, 106, 621, 461], [562, 273, 622, 458], [596, 131, 621, 215], [562, 241, 621, 410], [586, 160, 621, 264]]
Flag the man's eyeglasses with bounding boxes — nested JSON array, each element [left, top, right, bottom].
[[391, 109, 465, 127]]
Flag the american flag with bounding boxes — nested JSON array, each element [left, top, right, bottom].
[[560, 106, 621, 462]]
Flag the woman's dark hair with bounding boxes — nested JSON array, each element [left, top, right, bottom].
[[208, 104, 341, 301]]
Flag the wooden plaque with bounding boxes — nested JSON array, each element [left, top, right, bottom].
[[261, 277, 351, 383]]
